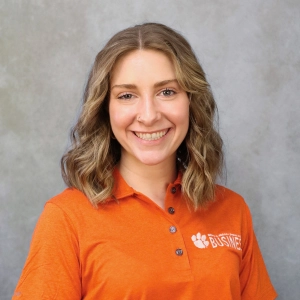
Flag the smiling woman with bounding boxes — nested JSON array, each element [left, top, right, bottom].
[[109, 50, 190, 200], [12, 23, 277, 299]]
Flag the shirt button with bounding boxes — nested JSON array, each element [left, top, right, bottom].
[[175, 249, 183, 256], [168, 207, 175, 214], [171, 187, 177, 194], [169, 226, 177, 233]]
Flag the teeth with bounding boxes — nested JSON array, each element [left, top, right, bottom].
[[135, 130, 167, 141]]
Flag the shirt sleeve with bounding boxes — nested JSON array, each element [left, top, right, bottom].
[[240, 203, 277, 300], [12, 202, 81, 299]]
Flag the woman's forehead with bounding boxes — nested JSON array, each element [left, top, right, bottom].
[[110, 50, 177, 86]]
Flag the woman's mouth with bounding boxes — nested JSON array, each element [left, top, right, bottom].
[[134, 130, 168, 141]]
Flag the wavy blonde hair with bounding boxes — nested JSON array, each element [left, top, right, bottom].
[[61, 23, 223, 208]]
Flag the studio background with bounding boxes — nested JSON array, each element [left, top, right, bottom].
[[1, 0, 299, 299]]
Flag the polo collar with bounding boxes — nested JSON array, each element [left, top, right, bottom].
[[111, 168, 182, 201], [112, 168, 136, 200]]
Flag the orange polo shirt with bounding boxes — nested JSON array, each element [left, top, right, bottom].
[[13, 170, 277, 299]]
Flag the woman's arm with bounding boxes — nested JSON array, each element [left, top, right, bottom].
[[12, 202, 81, 299], [240, 204, 277, 300]]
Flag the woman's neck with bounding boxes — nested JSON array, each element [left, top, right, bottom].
[[118, 156, 177, 208]]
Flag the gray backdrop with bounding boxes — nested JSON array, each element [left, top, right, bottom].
[[1, 0, 299, 299]]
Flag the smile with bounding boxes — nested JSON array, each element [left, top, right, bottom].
[[134, 130, 168, 141]]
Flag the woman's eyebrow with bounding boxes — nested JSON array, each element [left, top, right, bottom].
[[111, 79, 178, 90], [154, 79, 178, 88], [111, 83, 137, 90]]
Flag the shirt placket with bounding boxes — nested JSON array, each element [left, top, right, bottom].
[[164, 184, 193, 278]]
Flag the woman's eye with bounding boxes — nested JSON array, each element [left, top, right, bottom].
[[119, 93, 133, 100], [161, 88, 176, 96]]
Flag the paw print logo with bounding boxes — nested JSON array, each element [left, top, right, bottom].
[[191, 232, 209, 249]]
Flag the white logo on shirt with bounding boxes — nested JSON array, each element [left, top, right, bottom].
[[191, 232, 209, 248], [191, 232, 242, 250]]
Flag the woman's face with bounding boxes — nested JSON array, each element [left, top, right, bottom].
[[109, 49, 189, 168]]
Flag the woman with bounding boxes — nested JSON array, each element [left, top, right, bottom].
[[13, 23, 277, 299]]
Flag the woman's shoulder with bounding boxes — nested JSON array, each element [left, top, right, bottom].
[[45, 187, 94, 216], [213, 184, 250, 213], [38, 188, 102, 235], [215, 184, 244, 199], [49, 187, 88, 203]]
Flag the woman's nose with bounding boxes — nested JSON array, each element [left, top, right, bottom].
[[136, 96, 161, 126]]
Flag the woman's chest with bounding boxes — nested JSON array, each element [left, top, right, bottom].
[[78, 205, 243, 299]]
